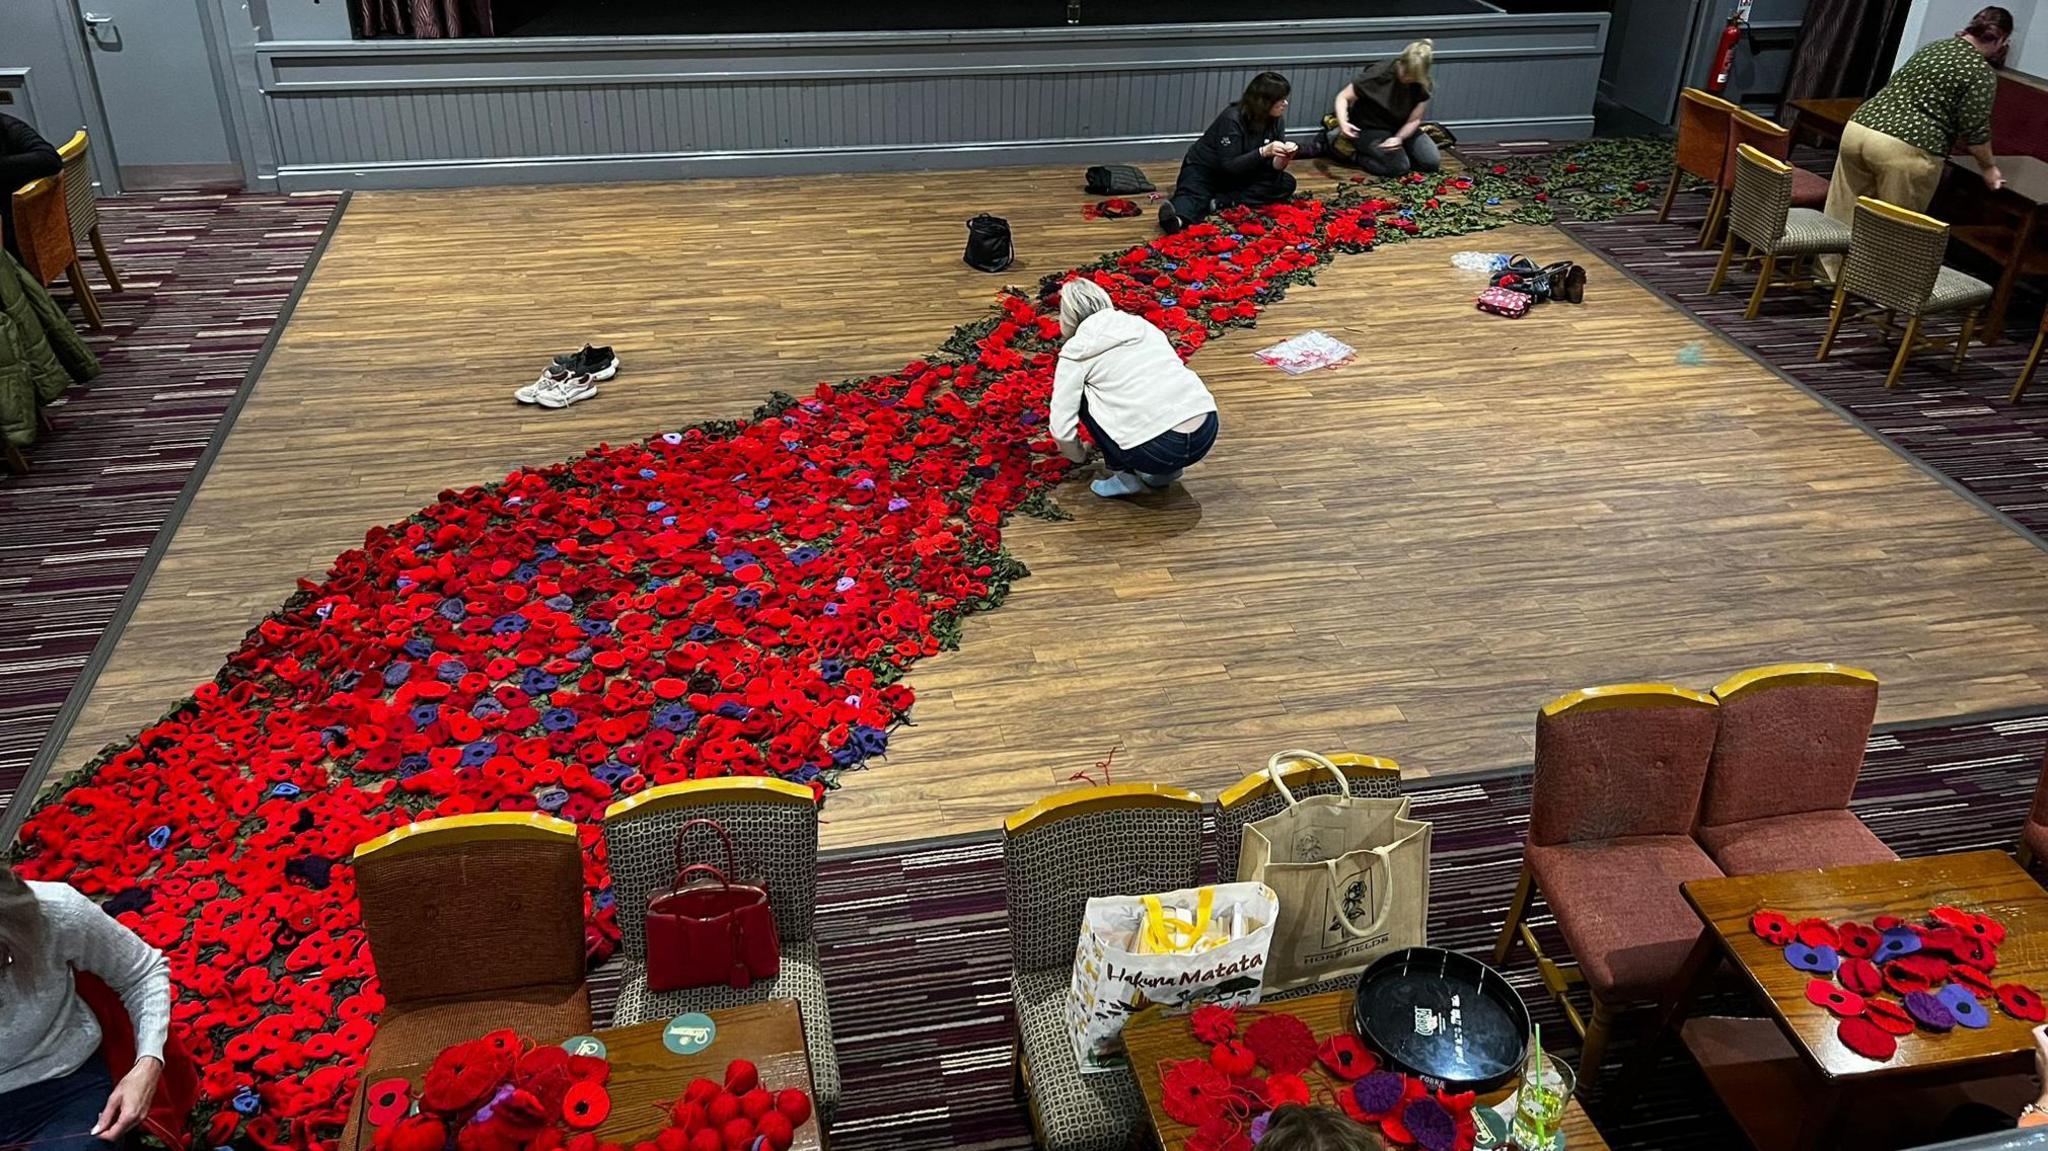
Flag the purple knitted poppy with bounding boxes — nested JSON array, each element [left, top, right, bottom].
[[1353, 1071, 1407, 1115], [1904, 990, 1956, 1031], [1401, 1095, 1458, 1151]]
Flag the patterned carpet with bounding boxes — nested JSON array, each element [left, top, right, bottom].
[[1560, 181, 2048, 541], [585, 710, 2048, 1151], [0, 189, 342, 815]]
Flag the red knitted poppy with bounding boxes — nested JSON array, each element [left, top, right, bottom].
[[1998, 983, 2048, 1022], [1836, 922, 1880, 959], [1262, 1073, 1312, 1108], [1210, 1040, 1258, 1077], [561, 1082, 612, 1130], [1750, 910, 1793, 945], [1317, 1033, 1379, 1081], [1839, 957, 1883, 997], [1792, 918, 1839, 949], [1954, 965, 1997, 997], [422, 1038, 515, 1114], [1864, 998, 1915, 1035], [1837, 1016, 1897, 1061], [1804, 979, 1865, 1018], [1161, 1059, 1236, 1126], [1186, 1117, 1253, 1151], [1242, 1013, 1319, 1075]]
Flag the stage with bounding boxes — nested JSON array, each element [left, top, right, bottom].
[[37, 162, 2048, 850]]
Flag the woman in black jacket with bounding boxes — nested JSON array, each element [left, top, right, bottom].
[[1159, 72, 1297, 234], [0, 115, 61, 261]]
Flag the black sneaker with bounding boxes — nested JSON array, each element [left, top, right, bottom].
[[551, 344, 621, 379], [1158, 203, 1185, 235]]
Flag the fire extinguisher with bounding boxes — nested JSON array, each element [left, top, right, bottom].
[[1709, 1, 1754, 94]]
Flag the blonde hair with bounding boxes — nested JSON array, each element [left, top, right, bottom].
[[1059, 277, 1115, 340], [1397, 40, 1434, 92]]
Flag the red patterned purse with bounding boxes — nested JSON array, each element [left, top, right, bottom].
[[644, 819, 780, 992], [1475, 286, 1532, 318]]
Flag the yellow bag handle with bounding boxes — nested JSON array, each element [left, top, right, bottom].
[[1141, 888, 1216, 954]]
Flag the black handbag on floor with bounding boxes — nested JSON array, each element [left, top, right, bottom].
[[963, 214, 1013, 273], [1085, 164, 1155, 195]]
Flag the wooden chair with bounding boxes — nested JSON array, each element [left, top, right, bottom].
[[1492, 683, 1723, 1086], [1213, 751, 1402, 884], [602, 778, 839, 1123], [1709, 144, 1851, 319], [1658, 88, 1741, 234], [1700, 109, 1829, 247], [57, 130, 122, 294], [1695, 663, 1895, 875], [2019, 746, 2048, 869], [2010, 309, 2047, 404], [347, 812, 593, 1148], [1004, 782, 1202, 1151], [10, 173, 102, 328], [1817, 197, 1993, 390]]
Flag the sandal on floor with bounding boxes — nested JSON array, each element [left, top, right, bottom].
[[1493, 255, 1552, 302]]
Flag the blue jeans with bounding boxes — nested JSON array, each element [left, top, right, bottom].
[[1080, 405, 1219, 476], [0, 1055, 119, 1151]]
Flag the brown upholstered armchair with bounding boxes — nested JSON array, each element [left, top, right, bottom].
[[1693, 662, 1896, 875], [1657, 88, 1740, 238], [10, 172, 102, 328], [1700, 109, 1828, 249], [345, 812, 592, 1143], [1492, 684, 1724, 1084]]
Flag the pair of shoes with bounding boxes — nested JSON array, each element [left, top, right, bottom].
[[1543, 261, 1587, 304], [1158, 203, 1186, 235], [1492, 255, 1553, 302], [514, 345, 621, 407], [1091, 471, 1149, 498], [1138, 469, 1182, 488]]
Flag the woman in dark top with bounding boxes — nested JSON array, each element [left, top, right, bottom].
[[0, 114, 62, 261], [1320, 40, 1438, 178], [1159, 72, 1297, 235]]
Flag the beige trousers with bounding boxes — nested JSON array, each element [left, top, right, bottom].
[[1820, 121, 1945, 276]]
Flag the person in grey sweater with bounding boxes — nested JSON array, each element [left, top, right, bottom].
[[0, 865, 171, 1151]]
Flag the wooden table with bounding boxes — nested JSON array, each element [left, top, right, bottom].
[[1676, 851, 2048, 1148], [1122, 991, 1609, 1150], [1785, 97, 1864, 147], [346, 1001, 825, 1151], [1942, 154, 2048, 343]]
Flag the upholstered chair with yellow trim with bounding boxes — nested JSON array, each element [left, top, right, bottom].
[[1708, 144, 1850, 319], [56, 130, 122, 294], [1004, 783, 1203, 1151], [601, 778, 837, 1121], [1492, 685, 1723, 1084], [1816, 196, 1992, 389], [1694, 662, 1895, 875], [10, 173, 102, 328], [347, 813, 592, 1147]]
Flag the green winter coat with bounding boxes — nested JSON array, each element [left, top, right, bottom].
[[0, 250, 99, 447]]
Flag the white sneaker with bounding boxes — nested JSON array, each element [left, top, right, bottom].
[[515, 367, 572, 404], [536, 373, 598, 409]]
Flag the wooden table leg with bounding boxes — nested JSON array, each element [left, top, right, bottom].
[[1791, 1081, 1844, 1151], [1981, 207, 2040, 345]]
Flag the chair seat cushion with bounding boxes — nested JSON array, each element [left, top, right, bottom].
[[610, 940, 840, 1122], [1927, 265, 1995, 314], [343, 983, 591, 1149], [1696, 810, 1897, 876], [1527, 835, 1723, 1002], [1014, 968, 1147, 1151], [1767, 208, 1852, 256], [1789, 166, 1830, 208]]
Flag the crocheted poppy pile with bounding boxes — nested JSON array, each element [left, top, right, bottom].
[[1166, 1009, 1478, 1151], [1750, 905, 2044, 1062], [10, 141, 1678, 1149]]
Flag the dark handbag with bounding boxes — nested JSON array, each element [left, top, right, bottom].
[[1085, 164, 1156, 195], [644, 819, 780, 992], [963, 214, 1014, 273]]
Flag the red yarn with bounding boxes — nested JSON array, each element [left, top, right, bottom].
[[1161, 1059, 1236, 1126], [1191, 1005, 1241, 1044], [1316, 1033, 1378, 1081], [1210, 1040, 1258, 1077], [1186, 1117, 1253, 1151], [1262, 1073, 1312, 1108], [1242, 1013, 1319, 1075]]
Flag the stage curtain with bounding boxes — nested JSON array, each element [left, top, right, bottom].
[[354, 0, 494, 37], [1782, 0, 1911, 104]]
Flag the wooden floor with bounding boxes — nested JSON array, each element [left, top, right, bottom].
[[48, 164, 2048, 849]]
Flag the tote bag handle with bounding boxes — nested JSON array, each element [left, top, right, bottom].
[[671, 818, 741, 885], [1263, 749, 1353, 807], [1323, 817, 1428, 941], [1140, 888, 1218, 954]]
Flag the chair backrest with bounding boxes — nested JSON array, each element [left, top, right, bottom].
[[1698, 662, 1878, 828], [1001, 783, 1203, 975], [1721, 109, 1792, 189], [1529, 684, 1721, 847], [1728, 144, 1795, 250], [1213, 752, 1402, 883], [2029, 746, 2048, 832], [603, 778, 818, 959], [8, 176, 73, 288], [351, 812, 587, 1007], [56, 130, 95, 243], [1842, 197, 1949, 314], [1675, 88, 1742, 182]]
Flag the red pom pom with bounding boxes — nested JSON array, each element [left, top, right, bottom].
[[756, 1112, 796, 1151], [1750, 910, 1793, 945], [375, 1113, 447, 1151], [1793, 919, 1839, 949], [670, 1101, 707, 1133], [1804, 978, 1865, 1017], [684, 1079, 721, 1106], [1836, 922, 1880, 959], [1210, 1040, 1258, 1077], [655, 1131, 690, 1151], [724, 1060, 760, 1096], [719, 1118, 755, 1151], [1263, 1072, 1312, 1108], [1839, 958, 1883, 997], [739, 1089, 774, 1121], [1190, 1005, 1240, 1044], [1865, 998, 1915, 1035], [1242, 1013, 1318, 1075], [1837, 1016, 1897, 1061], [687, 1132, 722, 1151], [774, 1089, 812, 1127], [706, 1093, 742, 1127]]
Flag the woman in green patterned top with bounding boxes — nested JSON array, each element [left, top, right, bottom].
[[1821, 6, 2010, 273]]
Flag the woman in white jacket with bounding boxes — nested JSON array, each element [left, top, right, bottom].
[[1049, 279, 1221, 498]]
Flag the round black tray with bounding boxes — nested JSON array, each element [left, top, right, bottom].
[[1352, 946, 1531, 1093]]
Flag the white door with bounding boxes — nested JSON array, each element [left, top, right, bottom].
[[74, 0, 237, 187]]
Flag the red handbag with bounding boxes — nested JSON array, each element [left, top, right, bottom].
[[644, 819, 780, 993]]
